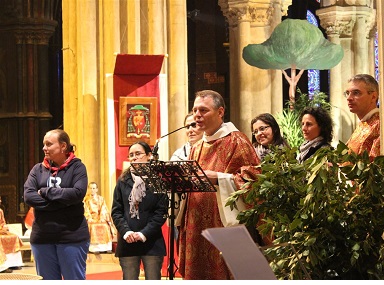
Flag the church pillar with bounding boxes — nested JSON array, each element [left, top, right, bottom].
[[237, 15, 258, 133], [327, 33, 343, 145], [122, 0, 141, 54], [148, 0, 166, 55], [0, 1, 58, 220], [270, 0, 291, 114], [62, 0, 98, 188], [377, 0, 384, 155], [316, 3, 376, 143], [167, 0, 188, 155], [219, 0, 277, 135], [62, 1, 120, 204], [354, 16, 369, 74]]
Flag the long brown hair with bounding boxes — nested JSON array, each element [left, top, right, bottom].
[[250, 113, 289, 148]]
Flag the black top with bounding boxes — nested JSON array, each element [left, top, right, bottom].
[[111, 173, 167, 257], [300, 141, 331, 163]]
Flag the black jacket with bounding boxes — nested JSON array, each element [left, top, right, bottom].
[[300, 141, 331, 163], [24, 157, 89, 244], [111, 172, 167, 257]]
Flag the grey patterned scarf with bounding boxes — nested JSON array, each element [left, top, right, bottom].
[[129, 173, 146, 219], [298, 136, 324, 163]]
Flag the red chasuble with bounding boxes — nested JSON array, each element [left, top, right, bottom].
[[347, 111, 380, 160], [178, 128, 260, 280]]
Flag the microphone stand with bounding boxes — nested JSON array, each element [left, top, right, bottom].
[[150, 121, 196, 278], [151, 122, 196, 160]]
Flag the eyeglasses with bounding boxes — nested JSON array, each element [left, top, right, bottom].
[[128, 152, 146, 158], [343, 90, 373, 98], [252, 126, 270, 136]]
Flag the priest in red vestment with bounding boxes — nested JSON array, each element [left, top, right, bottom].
[[0, 199, 24, 273], [177, 90, 261, 280], [84, 182, 117, 253], [344, 74, 380, 159]]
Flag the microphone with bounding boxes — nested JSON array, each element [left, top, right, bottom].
[[152, 122, 197, 160]]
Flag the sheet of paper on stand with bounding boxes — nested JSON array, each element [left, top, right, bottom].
[[201, 224, 277, 280]]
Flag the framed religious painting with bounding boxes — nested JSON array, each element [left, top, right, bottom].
[[119, 97, 158, 146]]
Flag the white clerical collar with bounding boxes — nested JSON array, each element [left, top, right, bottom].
[[361, 108, 379, 122], [203, 122, 239, 142]]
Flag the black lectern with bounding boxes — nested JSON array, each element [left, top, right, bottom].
[[130, 160, 216, 280]]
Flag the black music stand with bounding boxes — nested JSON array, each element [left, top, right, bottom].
[[130, 160, 216, 280]]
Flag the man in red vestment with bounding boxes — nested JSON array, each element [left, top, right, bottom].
[[344, 74, 380, 160], [177, 90, 260, 280]]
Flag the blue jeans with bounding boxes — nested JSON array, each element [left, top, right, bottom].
[[31, 240, 89, 280], [119, 255, 164, 280]]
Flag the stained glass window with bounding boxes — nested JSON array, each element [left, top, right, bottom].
[[374, 30, 379, 82], [306, 10, 320, 98]]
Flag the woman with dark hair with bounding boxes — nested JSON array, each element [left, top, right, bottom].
[[250, 113, 289, 161], [24, 129, 89, 280], [297, 107, 334, 163], [111, 141, 167, 280]]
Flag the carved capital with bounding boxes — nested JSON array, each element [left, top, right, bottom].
[[317, 6, 376, 38], [280, 0, 292, 17], [0, 19, 57, 45], [219, 1, 274, 27], [14, 30, 54, 45], [323, 18, 355, 37], [321, 0, 374, 7]]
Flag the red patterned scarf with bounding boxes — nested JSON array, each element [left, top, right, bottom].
[[42, 152, 76, 175]]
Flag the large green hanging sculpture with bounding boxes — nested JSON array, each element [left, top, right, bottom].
[[243, 19, 344, 104]]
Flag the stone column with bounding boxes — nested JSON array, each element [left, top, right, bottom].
[[354, 16, 369, 74], [327, 33, 343, 145], [270, 0, 291, 114], [377, 0, 384, 155], [62, 1, 120, 204], [148, 0, 166, 55], [62, 0, 97, 184], [317, 3, 376, 143], [122, 0, 141, 54], [0, 1, 58, 218], [167, 0, 188, 156]]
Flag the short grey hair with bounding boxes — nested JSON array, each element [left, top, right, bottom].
[[195, 90, 226, 111], [348, 74, 379, 94]]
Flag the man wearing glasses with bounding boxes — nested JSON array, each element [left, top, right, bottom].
[[344, 73, 380, 160]]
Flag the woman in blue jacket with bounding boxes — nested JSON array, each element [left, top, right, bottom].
[[112, 141, 167, 280], [24, 129, 89, 280]]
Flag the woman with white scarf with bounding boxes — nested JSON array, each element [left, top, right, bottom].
[[111, 141, 167, 280], [297, 107, 334, 163]]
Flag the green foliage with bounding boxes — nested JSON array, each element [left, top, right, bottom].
[[292, 90, 331, 113], [276, 90, 332, 148], [276, 109, 302, 148], [227, 143, 384, 279], [242, 19, 344, 70]]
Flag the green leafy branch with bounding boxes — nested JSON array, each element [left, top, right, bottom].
[[227, 143, 384, 279]]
